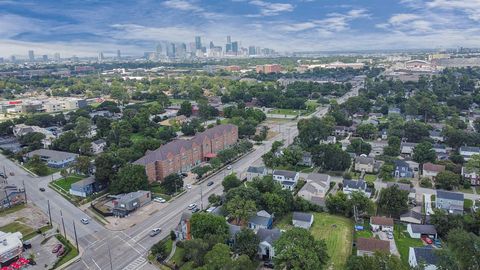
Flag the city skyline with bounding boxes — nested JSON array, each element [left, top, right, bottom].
[[1, 1, 480, 56]]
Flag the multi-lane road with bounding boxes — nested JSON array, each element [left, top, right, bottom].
[[1, 78, 365, 270]]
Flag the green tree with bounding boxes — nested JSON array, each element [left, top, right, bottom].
[[73, 156, 90, 175], [203, 243, 232, 270], [190, 213, 229, 242], [297, 117, 334, 148], [377, 185, 408, 217], [162, 174, 184, 194], [183, 238, 209, 267], [178, 101, 193, 117], [346, 139, 372, 155], [311, 144, 351, 171], [233, 228, 259, 259], [345, 252, 407, 270], [110, 164, 148, 194], [274, 228, 329, 270], [225, 196, 257, 225], [222, 174, 242, 192], [192, 165, 212, 179], [26, 155, 49, 176], [403, 121, 430, 142], [19, 132, 45, 151], [94, 153, 123, 185], [429, 209, 463, 237], [356, 123, 378, 140], [74, 116, 92, 137], [413, 142, 436, 164], [435, 171, 460, 190], [445, 229, 480, 270]]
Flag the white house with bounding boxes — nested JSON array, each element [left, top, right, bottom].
[[462, 166, 480, 186], [292, 212, 314, 229], [401, 142, 418, 156], [409, 247, 438, 270], [370, 216, 394, 232], [272, 170, 299, 191], [407, 224, 437, 239], [91, 139, 107, 154], [256, 228, 281, 260], [459, 146, 480, 161], [354, 156, 376, 173], [342, 179, 371, 198]]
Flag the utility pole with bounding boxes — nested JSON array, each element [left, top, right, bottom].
[[200, 184, 203, 210], [73, 220, 79, 251], [60, 210, 66, 238], [22, 180, 27, 204], [47, 200, 52, 226]]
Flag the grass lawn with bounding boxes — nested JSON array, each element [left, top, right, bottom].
[[364, 174, 377, 182], [149, 183, 174, 201], [269, 108, 304, 116], [170, 246, 186, 267], [464, 199, 473, 210], [310, 213, 353, 270], [0, 222, 34, 238], [53, 175, 84, 193], [459, 187, 474, 194], [394, 224, 423, 265], [0, 204, 26, 217], [355, 229, 373, 239], [274, 213, 293, 230], [170, 99, 187, 105]]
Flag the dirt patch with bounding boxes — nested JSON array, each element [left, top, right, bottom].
[[0, 204, 49, 229]]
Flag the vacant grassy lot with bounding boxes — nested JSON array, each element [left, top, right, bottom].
[[394, 224, 423, 265], [53, 175, 84, 192], [311, 213, 353, 270], [0, 221, 34, 238], [0, 204, 26, 217]]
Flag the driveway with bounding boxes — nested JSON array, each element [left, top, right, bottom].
[[424, 193, 435, 215], [374, 231, 400, 256]]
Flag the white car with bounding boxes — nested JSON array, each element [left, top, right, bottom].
[[154, 197, 166, 203], [80, 218, 89, 225], [227, 165, 232, 170], [186, 184, 192, 189], [187, 203, 197, 210], [149, 228, 161, 237]]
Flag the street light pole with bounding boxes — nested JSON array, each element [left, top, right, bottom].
[[60, 210, 66, 238], [200, 184, 203, 210], [22, 180, 27, 204], [47, 200, 52, 226], [72, 220, 79, 251]]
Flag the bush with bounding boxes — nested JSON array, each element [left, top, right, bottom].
[[420, 177, 433, 188], [170, 230, 177, 241], [343, 172, 352, 179], [463, 181, 471, 189], [398, 178, 412, 186]]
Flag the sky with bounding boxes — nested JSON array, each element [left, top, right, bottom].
[[2, 0, 480, 57]]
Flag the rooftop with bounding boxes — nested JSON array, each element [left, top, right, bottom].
[[25, 149, 78, 162], [413, 246, 438, 265], [410, 224, 437, 235], [357, 238, 390, 252], [370, 216, 394, 226], [256, 228, 281, 245], [436, 190, 464, 201], [273, 170, 298, 179], [423, 162, 445, 173]]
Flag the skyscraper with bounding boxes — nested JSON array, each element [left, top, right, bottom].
[[226, 36, 232, 53], [98, 52, 104, 61], [42, 55, 48, 61], [195, 36, 202, 50], [231, 41, 238, 54], [54, 53, 61, 61], [248, 46, 256, 55], [227, 36, 231, 44], [28, 50, 34, 62], [209, 41, 215, 49], [117, 49, 121, 59]]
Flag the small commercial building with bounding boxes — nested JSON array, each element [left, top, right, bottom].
[[112, 190, 151, 217], [0, 231, 23, 265], [25, 149, 78, 168]]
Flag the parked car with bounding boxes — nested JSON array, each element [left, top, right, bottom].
[[28, 260, 37, 265], [52, 244, 62, 253], [421, 235, 433, 244], [227, 165, 232, 170], [57, 246, 65, 257], [207, 181, 214, 186], [153, 197, 166, 203], [0, 172, 5, 178], [181, 172, 188, 177], [264, 261, 274, 268], [387, 233, 393, 239], [23, 241, 32, 250], [187, 203, 197, 210], [192, 207, 200, 213], [81, 218, 89, 225], [434, 239, 442, 247], [186, 184, 192, 189], [149, 228, 162, 237], [39, 187, 46, 192]]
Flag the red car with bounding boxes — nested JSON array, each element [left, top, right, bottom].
[[421, 236, 433, 244], [52, 244, 63, 253], [57, 246, 65, 257]]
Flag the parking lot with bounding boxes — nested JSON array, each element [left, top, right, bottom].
[[26, 234, 63, 269]]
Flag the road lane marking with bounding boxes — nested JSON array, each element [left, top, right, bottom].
[[121, 256, 146, 270], [91, 258, 101, 270], [81, 259, 91, 269]]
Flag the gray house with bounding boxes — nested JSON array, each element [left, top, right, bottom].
[[69, 176, 97, 197], [394, 160, 414, 178], [112, 190, 151, 217], [299, 152, 313, 167], [246, 166, 267, 181], [292, 212, 314, 229], [257, 228, 281, 260], [436, 190, 464, 215], [25, 149, 78, 168]]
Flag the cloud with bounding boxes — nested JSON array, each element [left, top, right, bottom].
[[163, 0, 202, 12], [426, 0, 480, 21], [249, 0, 294, 16]]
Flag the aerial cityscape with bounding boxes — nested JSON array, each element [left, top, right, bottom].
[[1, 1, 480, 270]]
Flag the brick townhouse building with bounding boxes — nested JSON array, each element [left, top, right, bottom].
[[134, 124, 238, 182]]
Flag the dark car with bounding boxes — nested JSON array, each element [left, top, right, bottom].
[[39, 187, 46, 192], [23, 241, 32, 249], [192, 207, 200, 213], [207, 181, 214, 186], [52, 244, 62, 253], [264, 261, 274, 268], [28, 260, 37, 265]]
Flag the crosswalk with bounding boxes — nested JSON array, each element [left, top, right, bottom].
[[122, 257, 147, 270]]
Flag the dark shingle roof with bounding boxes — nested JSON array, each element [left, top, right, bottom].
[[394, 159, 410, 168], [26, 149, 78, 162], [400, 210, 423, 221], [460, 146, 480, 153], [370, 216, 394, 226], [273, 170, 298, 179], [256, 228, 281, 245], [436, 190, 464, 201], [355, 156, 375, 165], [410, 224, 437, 235], [292, 212, 313, 223], [343, 179, 367, 190], [71, 176, 95, 189], [413, 246, 438, 265]]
